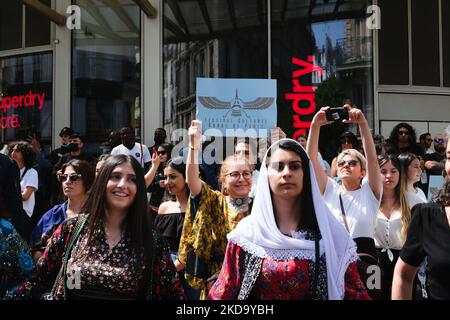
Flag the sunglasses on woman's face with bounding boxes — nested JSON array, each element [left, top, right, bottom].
[[57, 173, 82, 183], [157, 150, 167, 156], [398, 130, 409, 136], [337, 159, 359, 168]]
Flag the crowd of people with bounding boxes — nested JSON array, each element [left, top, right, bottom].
[[1, 105, 450, 300]]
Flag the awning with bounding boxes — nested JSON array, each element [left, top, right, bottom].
[[164, 0, 369, 43], [20, 0, 156, 26]]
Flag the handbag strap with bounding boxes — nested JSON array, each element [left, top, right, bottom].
[[61, 214, 89, 299], [339, 192, 350, 233]]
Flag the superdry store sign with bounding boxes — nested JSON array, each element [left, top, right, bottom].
[[0, 91, 46, 129], [285, 56, 323, 141]]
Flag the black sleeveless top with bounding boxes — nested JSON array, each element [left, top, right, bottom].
[[154, 212, 185, 252]]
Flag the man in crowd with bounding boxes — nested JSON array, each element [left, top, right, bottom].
[[49, 127, 74, 165], [111, 127, 151, 169], [419, 132, 434, 155], [148, 128, 167, 158], [424, 133, 446, 177]]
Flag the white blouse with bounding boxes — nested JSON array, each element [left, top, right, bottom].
[[374, 210, 404, 251], [374, 192, 425, 253]]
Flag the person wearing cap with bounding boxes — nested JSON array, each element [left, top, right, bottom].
[[49, 127, 74, 166]]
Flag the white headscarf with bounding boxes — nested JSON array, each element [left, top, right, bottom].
[[228, 138, 357, 300]]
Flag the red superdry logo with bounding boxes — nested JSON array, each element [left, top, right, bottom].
[[285, 56, 323, 140]]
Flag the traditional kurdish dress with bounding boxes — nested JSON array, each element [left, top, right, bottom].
[[208, 139, 369, 300], [178, 181, 250, 299], [15, 215, 183, 300]]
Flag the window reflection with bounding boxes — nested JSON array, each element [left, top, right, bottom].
[[72, 0, 141, 150], [163, 0, 268, 134]]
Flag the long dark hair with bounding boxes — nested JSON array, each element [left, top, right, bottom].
[[267, 140, 319, 233], [389, 123, 417, 149], [82, 155, 153, 259], [9, 141, 36, 168], [166, 156, 189, 197]]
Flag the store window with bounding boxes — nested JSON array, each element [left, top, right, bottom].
[[443, 0, 450, 87], [378, 0, 409, 85], [0, 0, 23, 51], [163, 0, 268, 133], [272, 0, 373, 162], [0, 52, 53, 146], [72, 0, 141, 149], [411, 0, 439, 87], [0, 0, 51, 51]]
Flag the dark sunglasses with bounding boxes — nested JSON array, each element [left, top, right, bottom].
[[57, 173, 82, 183], [337, 159, 359, 167], [157, 150, 167, 155], [398, 131, 409, 136], [434, 138, 445, 143]]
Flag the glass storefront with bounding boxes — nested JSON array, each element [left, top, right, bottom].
[[71, 0, 141, 151], [0, 52, 53, 147], [163, 0, 268, 135], [163, 0, 373, 161]]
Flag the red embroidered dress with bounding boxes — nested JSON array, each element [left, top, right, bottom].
[[208, 241, 370, 300]]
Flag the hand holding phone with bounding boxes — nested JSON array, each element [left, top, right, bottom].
[[325, 107, 349, 123]]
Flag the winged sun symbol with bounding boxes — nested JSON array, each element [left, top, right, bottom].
[[198, 89, 274, 118]]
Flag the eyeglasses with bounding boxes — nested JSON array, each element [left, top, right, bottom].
[[57, 173, 82, 183], [226, 171, 252, 181], [157, 150, 167, 155], [398, 131, 409, 136], [434, 138, 445, 143], [269, 161, 302, 172], [337, 159, 359, 168]]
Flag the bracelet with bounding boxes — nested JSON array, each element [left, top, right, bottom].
[[189, 142, 200, 150]]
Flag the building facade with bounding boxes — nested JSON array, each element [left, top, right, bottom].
[[0, 0, 449, 155]]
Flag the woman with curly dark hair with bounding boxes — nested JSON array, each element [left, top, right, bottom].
[[392, 127, 450, 299], [386, 123, 423, 156], [9, 141, 38, 241]]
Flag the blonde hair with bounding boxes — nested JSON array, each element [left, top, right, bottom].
[[219, 155, 253, 195], [336, 149, 367, 171]]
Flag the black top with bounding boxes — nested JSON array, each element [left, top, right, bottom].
[[0, 154, 29, 240], [400, 203, 450, 300], [424, 153, 445, 176], [154, 212, 185, 253]]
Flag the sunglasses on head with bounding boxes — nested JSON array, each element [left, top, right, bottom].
[[434, 138, 445, 143], [157, 150, 167, 155], [337, 159, 359, 167], [57, 173, 82, 183]]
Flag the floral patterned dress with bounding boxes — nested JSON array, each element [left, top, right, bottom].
[[0, 218, 34, 299], [178, 181, 250, 298], [14, 215, 184, 300], [208, 241, 370, 300]]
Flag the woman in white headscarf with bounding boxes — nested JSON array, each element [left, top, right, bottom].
[[207, 139, 369, 300]]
